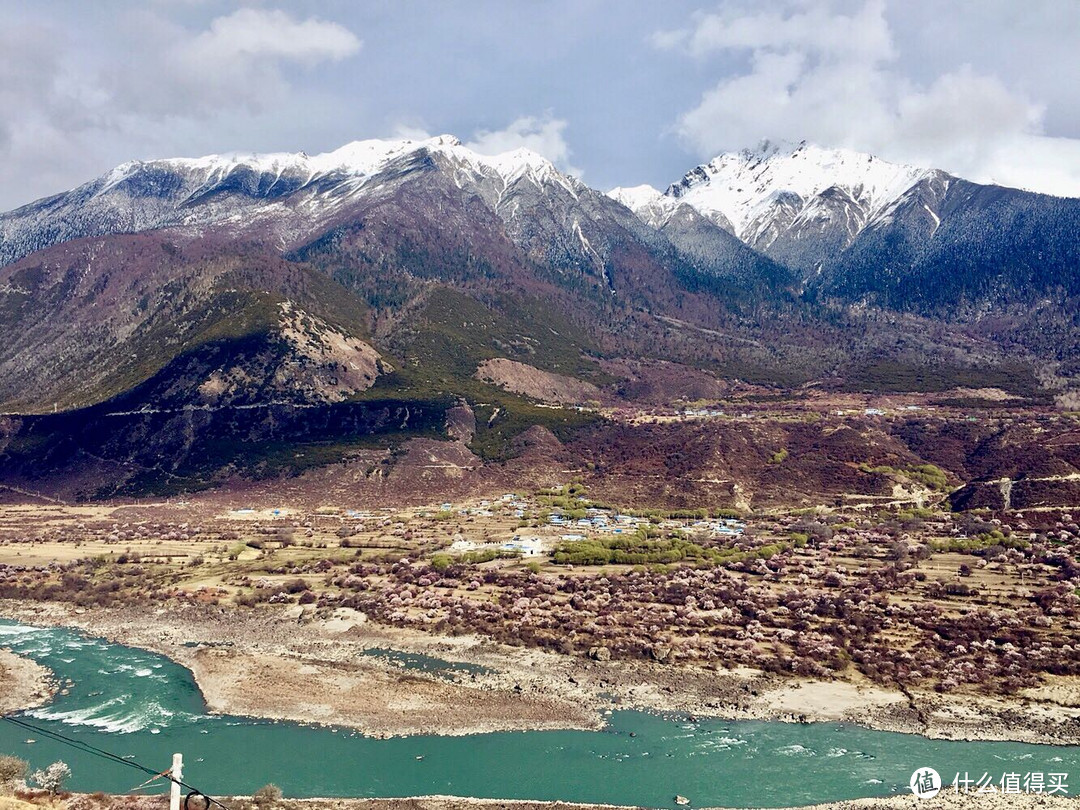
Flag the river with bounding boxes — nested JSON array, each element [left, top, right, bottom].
[[0, 620, 1075, 807]]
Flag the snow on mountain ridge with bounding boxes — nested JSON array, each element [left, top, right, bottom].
[[100, 135, 570, 198], [0, 134, 587, 270], [607, 184, 685, 231], [607, 184, 741, 233], [667, 141, 936, 240], [608, 184, 666, 210]]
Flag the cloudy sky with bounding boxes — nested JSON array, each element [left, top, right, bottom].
[[1, 0, 1078, 209]]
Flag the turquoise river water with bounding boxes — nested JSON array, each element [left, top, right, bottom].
[[0, 619, 1076, 807]]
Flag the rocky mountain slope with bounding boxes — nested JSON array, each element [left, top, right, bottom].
[[0, 136, 1077, 501], [0, 135, 826, 417], [607, 185, 795, 305], [0, 134, 763, 309]]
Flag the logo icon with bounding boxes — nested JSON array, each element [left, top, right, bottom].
[[910, 767, 941, 799]]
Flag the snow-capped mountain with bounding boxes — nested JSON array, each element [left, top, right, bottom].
[[0, 131, 801, 339], [0, 133, 1079, 495], [609, 141, 1080, 315], [615, 146, 904, 282], [612, 141, 948, 276], [667, 140, 936, 240], [0, 133, 753, 412], [118, 133, 571, 189], [609, 184, 737, 233], [0, 135, 587, 269], [2, 133, 1078, 419]]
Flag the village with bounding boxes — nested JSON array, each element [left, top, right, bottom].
[[0, 484, 1077, 699]]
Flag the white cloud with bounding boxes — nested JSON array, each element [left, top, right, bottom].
[[466, 115, 583, 177], [661, 0, 1080, 197], [0, 21, 117, 204], [391, 115, 583, 177], [391, 123, 436, 142], [0, 7, 364, 209], [655, 0, 894, 62], [186, 8, 360, 65], [112, 8, 362, 118], [977, 135, 1080, 197]]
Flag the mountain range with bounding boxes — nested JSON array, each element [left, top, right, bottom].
[[612, 140, 1080, 312], [0, 135, 1077, 501]]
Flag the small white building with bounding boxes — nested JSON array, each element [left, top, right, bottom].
[[502, 536, 546, 557]]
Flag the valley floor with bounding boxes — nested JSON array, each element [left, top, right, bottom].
[[2, 600, 1079, 746]]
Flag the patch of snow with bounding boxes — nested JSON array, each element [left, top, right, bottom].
[[573, 219, 609, 286], [922, 202, 941, 235]]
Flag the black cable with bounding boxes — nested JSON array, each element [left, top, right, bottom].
[[2, 715, 161, 777], [1, 714, 232, 810], [3, 715, 231, 808]]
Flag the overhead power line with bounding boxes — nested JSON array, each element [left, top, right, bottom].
[[1, 714, 229, 810]]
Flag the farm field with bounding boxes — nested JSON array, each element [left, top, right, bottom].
[[1, 479, 1077, 707]]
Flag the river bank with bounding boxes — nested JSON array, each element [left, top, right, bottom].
[[3, 795, 1079, 810], [287, 796, 1080, 810], [1, 599, 1078, 745], [0, 648, 53, 714]]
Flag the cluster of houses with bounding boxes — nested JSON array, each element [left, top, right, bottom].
[[439, 493, 524, 519], [418, 490, 748, 563], [682, 407, 725, 418], [548, 508, 743, 538]]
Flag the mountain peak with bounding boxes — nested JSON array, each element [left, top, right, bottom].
[[739, 138, 803, 160], [606, 184, 679, 228], [0, 133, 584, 271], [607, 184, 665, 210], [97, 134, 566, 199], [667, 141, 937, 239]]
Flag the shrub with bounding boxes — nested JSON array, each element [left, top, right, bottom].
[[0, 753, 28, 784], [906, 464, 949, 491], [30, 761, 70, 793], [460, 549, 500, 564], [254, 784, 283, 808], [283, 578, 309, 594]]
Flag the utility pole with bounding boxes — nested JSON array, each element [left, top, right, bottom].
[[170, 753, 183, 810]]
